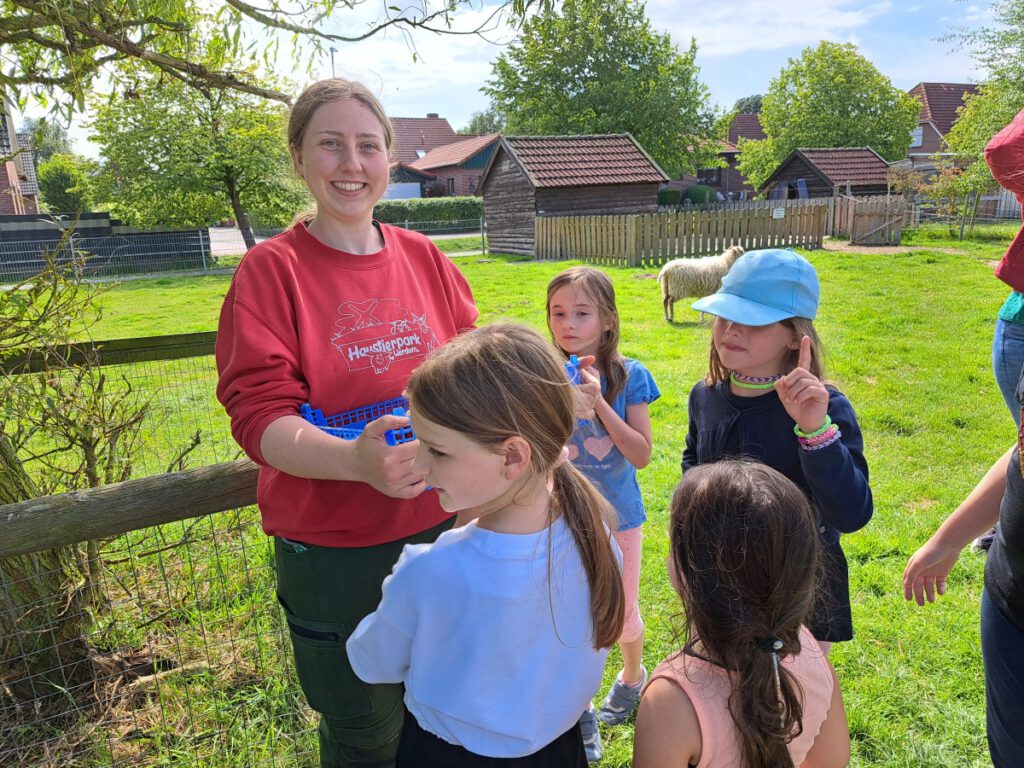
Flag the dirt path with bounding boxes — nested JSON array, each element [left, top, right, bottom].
[[820, 239, 968, 256]]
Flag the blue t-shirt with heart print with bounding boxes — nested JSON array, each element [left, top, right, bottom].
[[569, 357, 660, 531]]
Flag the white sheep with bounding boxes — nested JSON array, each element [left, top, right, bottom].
[[657, 245, 745, 322]]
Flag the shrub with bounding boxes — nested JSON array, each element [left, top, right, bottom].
[[658, 188, 682, 206], [373, 197, 483, 224], [683, 185, 715, 204]]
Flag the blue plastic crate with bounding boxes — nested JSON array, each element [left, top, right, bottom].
[[300, 397, 417, 446]]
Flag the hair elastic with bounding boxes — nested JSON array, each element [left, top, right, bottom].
[[755, 637, 785, 728]]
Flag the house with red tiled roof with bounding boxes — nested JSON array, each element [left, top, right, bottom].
[[478, 134, 668, 255], [675, 113, 765, 201], [0, 98, 38, 215], [390, 114, 460, 165], [906, 82, 979, 171], [409, 133, 500, 196], [759, 148, 891, 199]]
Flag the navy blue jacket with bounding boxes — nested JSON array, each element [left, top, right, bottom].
[[683, 381, 873, 642]]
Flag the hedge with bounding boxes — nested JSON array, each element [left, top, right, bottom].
[[373, 197, 483, 223], [657, 188, 682, 206], [683, 185, 716, 204]]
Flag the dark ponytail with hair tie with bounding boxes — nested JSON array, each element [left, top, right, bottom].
[[669, 461, 823, 768]]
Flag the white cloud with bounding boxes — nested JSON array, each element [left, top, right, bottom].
[[645, 0, 892, 58], [304, 4, 517, 126]]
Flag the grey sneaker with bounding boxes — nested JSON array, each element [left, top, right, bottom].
[[595, 667, 648, 725], [579, 708, 603, 763]]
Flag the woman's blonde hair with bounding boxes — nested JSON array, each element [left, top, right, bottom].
[[406, 323, 625, 649], [705, 317, 825, 385], [288, 78, 395, 157]]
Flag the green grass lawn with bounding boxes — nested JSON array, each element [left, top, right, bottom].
[[86, 234, 1014, 767]]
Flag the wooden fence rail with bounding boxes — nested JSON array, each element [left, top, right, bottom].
[[0, 458, 258, 558], [535, 203, 827, 266]]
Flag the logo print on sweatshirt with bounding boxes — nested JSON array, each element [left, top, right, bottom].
[[331, 298, 438, 374]]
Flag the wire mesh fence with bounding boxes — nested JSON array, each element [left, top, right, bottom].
[[1, 336, 320, 768], [1, 218, 487, 285], [0, 231, 218, 284], [250, 217, 484, 240]]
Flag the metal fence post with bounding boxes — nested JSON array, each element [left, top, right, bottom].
[[199, 229, 208, 272]]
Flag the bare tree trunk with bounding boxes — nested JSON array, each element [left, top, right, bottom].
[[0, 434, 91, 702], [227, 173, 256, 250]]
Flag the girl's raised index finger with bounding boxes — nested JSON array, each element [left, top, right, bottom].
[[797, 335, 811, 371]]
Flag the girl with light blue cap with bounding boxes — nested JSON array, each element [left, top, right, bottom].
[[682, 248, 873, 652]]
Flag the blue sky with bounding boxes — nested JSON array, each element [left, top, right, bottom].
[[21, 0, 993, 153], [323, 0, 991, 128]]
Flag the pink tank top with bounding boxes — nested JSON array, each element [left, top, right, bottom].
[[646, 626, 833, 767]]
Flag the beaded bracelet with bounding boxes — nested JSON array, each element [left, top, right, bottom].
[[793, 415, 832, 439], [800, 428, 842, 451], [798, 425, 839, 447]]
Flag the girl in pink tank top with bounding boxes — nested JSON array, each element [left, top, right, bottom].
[[633, 460, 850, 768]]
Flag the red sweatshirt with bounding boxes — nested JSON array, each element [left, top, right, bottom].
[[986, 107, 1024, 292], [216, 222, 478, 547]]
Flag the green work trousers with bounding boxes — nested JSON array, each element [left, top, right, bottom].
[[274, 518, 452, 768]]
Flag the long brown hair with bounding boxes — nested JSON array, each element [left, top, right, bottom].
[[406, 323, 625, 648], [705, 316, 825, 385], [546, 267, 627, 405], [669, 460, 822, 768]]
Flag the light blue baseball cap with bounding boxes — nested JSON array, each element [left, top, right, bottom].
[[691, 248, 820, 326]]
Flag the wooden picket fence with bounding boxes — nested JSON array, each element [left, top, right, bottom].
[[534, 201, 827, 267]]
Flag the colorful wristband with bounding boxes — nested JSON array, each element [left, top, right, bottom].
[[798, 425, 839, 447], [800, 429, 842, 451], [793, 415, 832, 439]]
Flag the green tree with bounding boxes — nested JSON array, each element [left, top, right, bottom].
[[459, 104, 506, 135], [732, 94, 762, 114], [36, 153, 94, 213], [484, 0, 721, 176], [19, 117, 71, 163], [2, 0, 549, 117], [90, 73, 308, 248], [738, 41, 920, 189]]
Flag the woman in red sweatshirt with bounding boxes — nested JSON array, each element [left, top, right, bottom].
[[215, 79, 477, 768]]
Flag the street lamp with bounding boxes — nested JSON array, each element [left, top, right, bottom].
[[330, 47, 337, 78]]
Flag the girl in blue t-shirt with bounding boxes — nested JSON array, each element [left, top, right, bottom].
[[547, 266, 660, 761]]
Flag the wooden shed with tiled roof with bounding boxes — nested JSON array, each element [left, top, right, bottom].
[[759, 147, 891, 199], [477, 134, 669, 256]]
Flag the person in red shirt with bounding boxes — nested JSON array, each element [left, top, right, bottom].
[[216, 79, 477, 768], [989, 107, 1024, 294]]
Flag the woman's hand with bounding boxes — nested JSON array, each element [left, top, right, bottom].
[[352, 414, 428, 499], [775, 335, 829, 434], [902, 536, 962, 606]]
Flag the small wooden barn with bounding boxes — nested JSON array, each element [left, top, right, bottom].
[[759, 147, 891, 199], [478, 134, 669, 256]]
